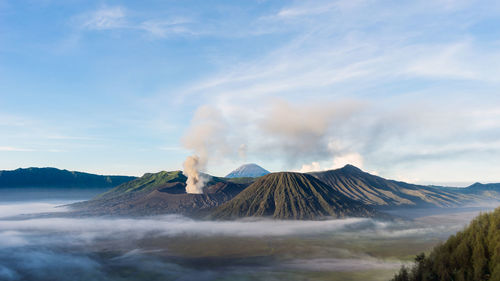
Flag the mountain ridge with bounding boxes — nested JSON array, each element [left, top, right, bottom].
[[70, 165, 496, 219], [0, 167, 136, 189], [71, 170, 252, 216], [309, 165, 468, 208]]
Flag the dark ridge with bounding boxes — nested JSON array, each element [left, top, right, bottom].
[[0, 167, 135, 189], [309, 165, 469, 208]]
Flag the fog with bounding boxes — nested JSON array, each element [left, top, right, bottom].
[[0, 194, 495, 281]]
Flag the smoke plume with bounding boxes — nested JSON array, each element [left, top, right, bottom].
[[256, 99, 366, 166], [181, 105, 233, 193], [182, 155, 207, 194], [180, 99, 367, 180]]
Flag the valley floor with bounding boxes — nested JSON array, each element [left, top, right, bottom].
[[0, 190, 495, 281]]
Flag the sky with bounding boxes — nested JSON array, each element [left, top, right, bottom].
[[1, 0, 500, 186]]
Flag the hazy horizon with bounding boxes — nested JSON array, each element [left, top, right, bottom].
[[0, 164, 492, 188]]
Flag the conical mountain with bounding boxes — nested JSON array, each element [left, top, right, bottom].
[[211, 172, 378, 220], [225, 163, 270, 178], [309, 165, 467, 208], [71, 171, 251, 216]]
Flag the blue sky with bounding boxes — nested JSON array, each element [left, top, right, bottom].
[[1, 0, 500, 185]]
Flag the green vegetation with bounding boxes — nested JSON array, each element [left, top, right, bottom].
[[97, 170, 186, 199], [73, 170, 251, 216], [211, 172, 379, 219], [391, 207, 500, 281]]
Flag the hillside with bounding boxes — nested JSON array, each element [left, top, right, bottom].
[[0, 167, 135, 189], [211, 172, 379, 220], [225, 163, 270, 178], [72, 170, 251, 216], [457, 183, 500, 199], [309, 165, 467, 208], [391, 207, 500, 281]]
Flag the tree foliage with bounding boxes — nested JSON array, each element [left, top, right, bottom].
[[391, 208, 500, 281]]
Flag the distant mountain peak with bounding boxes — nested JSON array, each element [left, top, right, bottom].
[[466, 182, 500, 191], [225, 163, 270, 178]]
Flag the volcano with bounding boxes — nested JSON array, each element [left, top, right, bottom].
[[211, 172, 378, 220], [71, 171, 251, 216], [225, 163, 270, 178]]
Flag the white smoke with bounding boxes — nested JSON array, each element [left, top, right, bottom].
[[181, 105, 234, 193], [238, 143, 247, 160], [180, 99, 367, 180], [255, 99, 367, 168], [182, 155, 208, 194]]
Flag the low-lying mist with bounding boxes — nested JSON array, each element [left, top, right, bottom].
[[0, 199, 494, 281]]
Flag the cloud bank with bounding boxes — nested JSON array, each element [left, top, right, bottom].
[[0, 200, 492, 281]]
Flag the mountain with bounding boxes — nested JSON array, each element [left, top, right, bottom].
[[210, 172, 379, 220], [72, 171, 252, 216], [0, 167, 135, 189], [309, 165, 468, 208], [391, 206, 500, 281], [225, 163, 270, 178], [467, 182, 500, 190], [461, 182, 500, 198], [431, 182, 500, 202]]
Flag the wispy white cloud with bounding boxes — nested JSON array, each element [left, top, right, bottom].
[[0, 146, 34, 152], [403, 41, 500, 81], [170, 0, 500, 180], [274, 0, 368, 19], [75, 6, 194, 38], [79, 6, 126, 30], [139, 18, 194, 38], [178, 0, 500, 104]]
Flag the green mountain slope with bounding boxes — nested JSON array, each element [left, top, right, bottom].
[[72, 171, 252, 216], [210, 172, 379, 220], [0, 167, 135, 189], [309, 165, 467, 208], [391, 207, 500, 281], [96, 170, 188, 199]]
